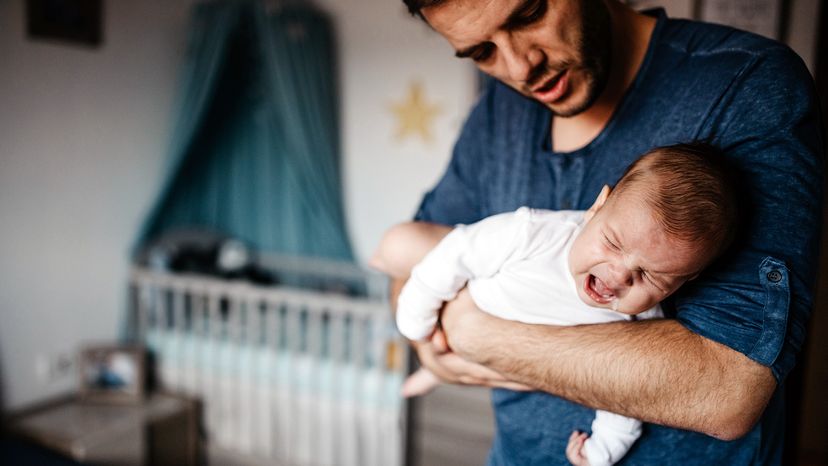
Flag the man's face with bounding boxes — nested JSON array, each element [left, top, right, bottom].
[[568, 189, 709, 314], [422, 0, 612, 117]]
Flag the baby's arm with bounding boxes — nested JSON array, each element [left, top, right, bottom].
[[370, 222, 452, 279], [380, 209, 532, 341], [578, 410, 642, 466], [567, 411, 642, 466]]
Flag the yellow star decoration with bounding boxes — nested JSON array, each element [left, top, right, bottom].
[[389, 81, 442, 144]]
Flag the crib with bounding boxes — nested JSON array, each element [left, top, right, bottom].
[[127, 258, 407, 466]]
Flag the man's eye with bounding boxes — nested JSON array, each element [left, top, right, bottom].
[[471, 43, 495, 62], [603, 234, 619, 251], [511, 0, 547, 28]]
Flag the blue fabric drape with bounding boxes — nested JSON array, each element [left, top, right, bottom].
[[133, 0, 353, 261]]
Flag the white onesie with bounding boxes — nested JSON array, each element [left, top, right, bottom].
[[396, 207, 663, 466]]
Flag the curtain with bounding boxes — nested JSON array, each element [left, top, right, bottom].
[[133, 0, 353, 261]]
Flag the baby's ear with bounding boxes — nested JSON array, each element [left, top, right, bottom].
[[584, 185, 611, 222]]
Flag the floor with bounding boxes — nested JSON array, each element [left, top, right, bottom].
[[410, 384, 495, 466]]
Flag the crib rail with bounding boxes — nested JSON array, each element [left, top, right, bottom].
[[128, 266, 407, 466]]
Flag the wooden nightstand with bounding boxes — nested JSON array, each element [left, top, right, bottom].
[[6, 393, 201, 466]]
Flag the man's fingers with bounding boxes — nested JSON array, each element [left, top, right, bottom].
[[413, 339, 533, 390], [413, 341, 455, 376], [490, 380, 533, 391], [430, 327, 450, 352], [439, 353, 507, 379]]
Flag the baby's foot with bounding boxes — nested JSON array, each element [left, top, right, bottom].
[[401, 368, 441, 397]]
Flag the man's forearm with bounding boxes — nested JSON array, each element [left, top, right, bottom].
[[443, 295, 776, 440]]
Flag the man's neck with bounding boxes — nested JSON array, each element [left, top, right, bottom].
[[551, 2, 656, 153]]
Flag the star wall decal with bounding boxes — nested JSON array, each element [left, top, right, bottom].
[[389, 81, 442, 144]]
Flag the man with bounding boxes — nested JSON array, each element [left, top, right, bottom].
[[393, 0, 823, 464]]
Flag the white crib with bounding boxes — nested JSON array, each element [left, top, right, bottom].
[[128, 260, 407, 466]]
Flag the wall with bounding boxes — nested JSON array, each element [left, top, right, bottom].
[[315, 0, 477, 262], [788, 0, 821, 72], [0, 0, 195, 409], [630, 0, 820, 72]]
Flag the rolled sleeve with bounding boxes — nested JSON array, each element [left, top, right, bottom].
[[676, 45, 822, 383], [675, 254, 802, 382]]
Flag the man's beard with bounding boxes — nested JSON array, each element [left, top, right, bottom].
[[549, 0, 613, 117]]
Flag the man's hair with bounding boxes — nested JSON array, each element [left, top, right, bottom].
[[611, 143, 740, 259], [402, 0, 444, 19]]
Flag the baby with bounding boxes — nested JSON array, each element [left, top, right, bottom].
[[371, 143, 739, 466]]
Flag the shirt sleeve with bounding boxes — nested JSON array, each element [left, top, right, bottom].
[[675, 44, 823, 383], [396, 209, 531, 340], [584, 410, 642, 466]]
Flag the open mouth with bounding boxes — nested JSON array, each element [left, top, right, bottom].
[[584, 274, 615, 304], [533, 70, 564, 92], [531, 69, 568, 103]]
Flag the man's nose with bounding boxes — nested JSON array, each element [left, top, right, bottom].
[[498, 36, 537, 83]]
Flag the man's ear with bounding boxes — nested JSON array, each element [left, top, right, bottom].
[[584, 185, 611, 222]]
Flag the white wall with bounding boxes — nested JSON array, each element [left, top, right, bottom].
[[315, 0, 477, 262], [0, 0, 195, 409]]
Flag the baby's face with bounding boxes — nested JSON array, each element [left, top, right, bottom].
[[568, 191, 710, 314]]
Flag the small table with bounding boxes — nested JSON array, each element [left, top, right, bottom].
[[7, 393, 201, 466]]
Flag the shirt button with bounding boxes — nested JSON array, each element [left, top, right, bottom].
[[767, 270, 783, 283], [561, 200, 572, 209]]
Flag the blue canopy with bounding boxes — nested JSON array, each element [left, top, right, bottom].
[[133, 0, 353, 261]]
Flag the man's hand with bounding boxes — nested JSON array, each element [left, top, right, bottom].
[[411, 326, 532, 392], [389, 276, 531, 394]]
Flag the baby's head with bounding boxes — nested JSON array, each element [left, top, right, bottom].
[[569, 143, 739, 314]]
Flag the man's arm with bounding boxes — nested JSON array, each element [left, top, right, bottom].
[[439, 290, 776, 440]]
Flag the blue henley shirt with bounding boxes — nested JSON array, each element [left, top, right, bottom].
[[414, 9, 823, 465]]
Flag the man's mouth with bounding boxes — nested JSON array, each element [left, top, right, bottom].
[[584, 274, 615, 304], [531, 69, 568, 103]]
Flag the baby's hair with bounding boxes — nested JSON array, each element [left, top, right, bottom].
[[611, 142, 740, 259]]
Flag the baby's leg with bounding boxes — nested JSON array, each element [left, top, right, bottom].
[[370, 222, 453, 278], [401, 368, 442, 398]]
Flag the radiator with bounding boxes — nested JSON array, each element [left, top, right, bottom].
[[129, 265, 407, 466]]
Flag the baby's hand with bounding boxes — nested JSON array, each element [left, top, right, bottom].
[[566, 431, 591, 466]]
